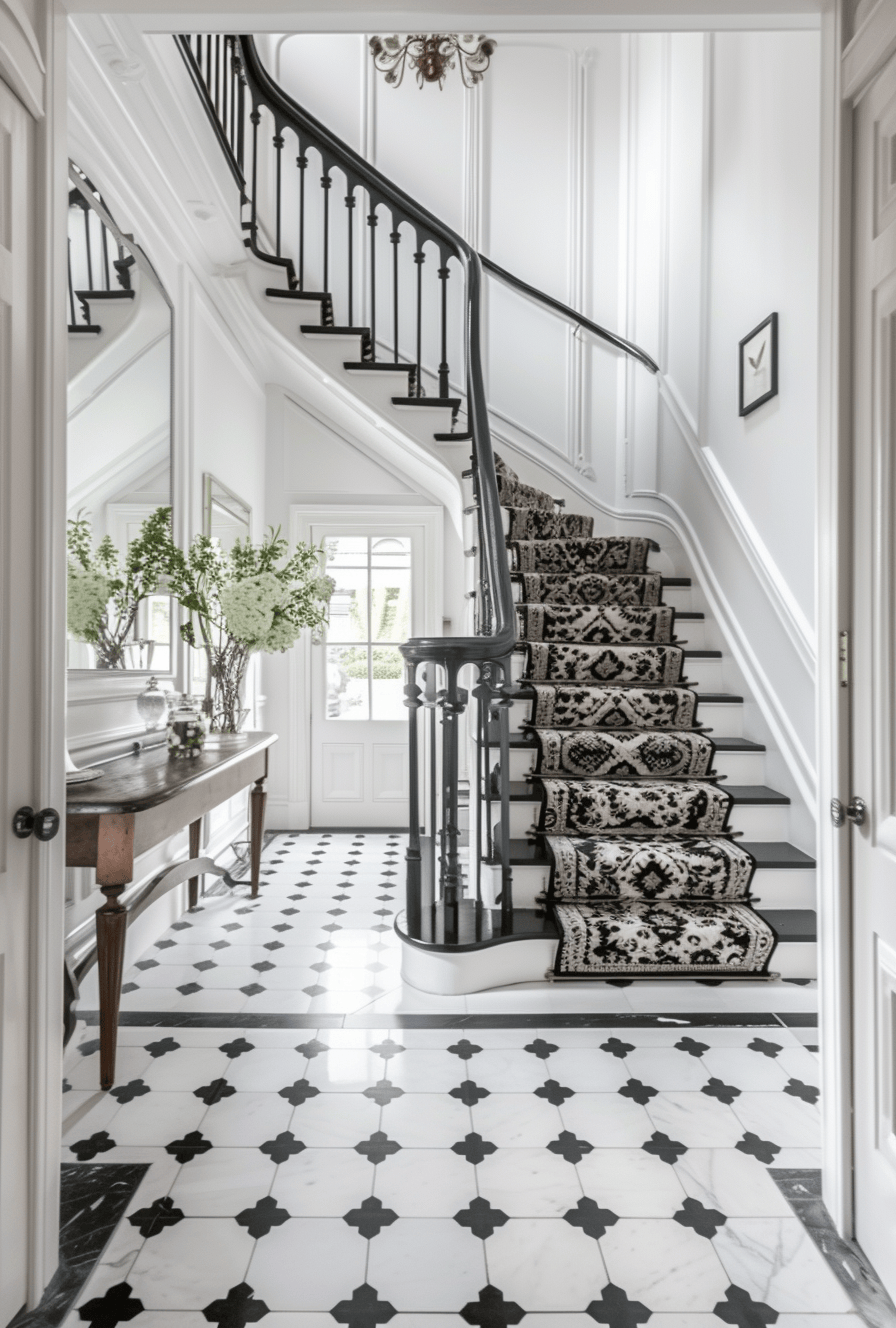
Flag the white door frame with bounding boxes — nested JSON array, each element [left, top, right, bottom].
[[287, 504, 443, 830]]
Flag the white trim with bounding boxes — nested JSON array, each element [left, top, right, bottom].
[[842, 0, 896, 102]]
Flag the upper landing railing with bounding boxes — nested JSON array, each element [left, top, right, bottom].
[[177, 33, 658, 946]]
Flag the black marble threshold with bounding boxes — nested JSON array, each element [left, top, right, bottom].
[[76, 1009, 814, 1030]]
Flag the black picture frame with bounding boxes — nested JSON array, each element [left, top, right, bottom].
[[739, 312, 778, 417]]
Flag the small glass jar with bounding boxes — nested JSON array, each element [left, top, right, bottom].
[[137, 676, 168, 732], [167, 699, 206, 760]]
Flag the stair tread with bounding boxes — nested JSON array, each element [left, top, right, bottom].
[[496, 781, 790, 804], [435, 432, 473, 441], [696, 693, 744, 703], [755, 908, 817, 942], [741, 841, 816, 868], [267, 287, 328, 299], [662, 577, 692, 586], [675, 612, 704, 620], [74, 288, 135, 300], [68, 324, 102, 334], [683, 649, 722, 658], [392, 396, 461, 408], [344, 361, 413, 372], [487, 730, 762, 751], [713, 737, 766, 752], [301, 324, 369, 335]]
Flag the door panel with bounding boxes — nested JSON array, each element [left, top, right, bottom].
[[851, 50, 896, 1299], [321, 743, 364, 801]]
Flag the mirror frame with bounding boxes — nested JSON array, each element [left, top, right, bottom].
[[66, 162, 177, 685]]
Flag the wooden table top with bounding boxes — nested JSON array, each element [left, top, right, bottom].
[[66, 731, 277, 816]]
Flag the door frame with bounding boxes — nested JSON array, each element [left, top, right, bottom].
[[287, 504, 443, 831]]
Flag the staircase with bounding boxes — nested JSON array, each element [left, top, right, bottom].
[[178, 34, 816, 991]]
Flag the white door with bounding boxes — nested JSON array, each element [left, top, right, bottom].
[[850, 48, 896, 1300], [310, 525, 423, 828], [0, 78, 61, 1321]]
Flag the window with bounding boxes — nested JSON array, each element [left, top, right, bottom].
[[324, 535, 411, 721]]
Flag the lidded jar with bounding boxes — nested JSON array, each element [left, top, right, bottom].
[[137, 676, 168, 732], [167, 696, 206, 760]]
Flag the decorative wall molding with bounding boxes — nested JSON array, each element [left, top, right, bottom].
[[0, 0, 44, 119], [842, 0, 896, 100]]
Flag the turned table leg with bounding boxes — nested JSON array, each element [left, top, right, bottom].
[[93, 812, 135, 1091], [249, 777, 267, 899], [188, 817, 202, 910]]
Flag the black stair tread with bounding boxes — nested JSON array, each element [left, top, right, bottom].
[[675, 612, 704, 620], [301, 324, 369, 335], [485, 839, 552, 866], [435, 432, 473, 441], [344, 361, 413, 372], [683, 649, 722, 658], [485, 729, 760, 752], [697, 693, 744, 704], [713, 737, 766, 752], [74, 288, 135, 300], [755, 909, 817, 943], [486, 724, 537, 746], [662, 576, 692, 586], [392, 396, 462, 409], [267, 287, 328, 299], [68, 324, 102, 334], [726, 785, 790, 805], [741, 841, 816, 868]]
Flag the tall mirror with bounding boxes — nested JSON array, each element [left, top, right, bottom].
[[66, 163, 174, 672]]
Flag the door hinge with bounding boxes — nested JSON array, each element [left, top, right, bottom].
[[839, 630, 849, 688]]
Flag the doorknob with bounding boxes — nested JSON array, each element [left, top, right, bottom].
[[12, 806, 61, 841], [846, 796, 867, 826]]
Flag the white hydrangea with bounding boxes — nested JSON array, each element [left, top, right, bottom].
[[261, 615, 301, 653], [67, 568, 110, 640], [219, 572, 282, 645]]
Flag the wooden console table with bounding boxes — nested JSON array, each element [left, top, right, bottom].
[[66, 731, 277, 1089]]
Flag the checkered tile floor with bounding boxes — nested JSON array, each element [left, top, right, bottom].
[[59, 834, 849, 1325]]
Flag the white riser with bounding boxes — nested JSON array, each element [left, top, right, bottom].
[[499, 747, 764, 784], [684, 658, 724, 689], [400, 928, 816, 991], [660, 586, 693, 610], [493, 798, 790, 841], [674, 621, 708, 649], [487, 862, 816, 912]]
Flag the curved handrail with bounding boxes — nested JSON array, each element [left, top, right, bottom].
[[236, 33, 516, 667]]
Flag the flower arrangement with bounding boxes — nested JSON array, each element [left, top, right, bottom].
[[67, 507, 173, 669], [164, 527, 333, 732]]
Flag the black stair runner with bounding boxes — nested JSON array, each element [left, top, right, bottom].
[[494, 454, 777, 979]]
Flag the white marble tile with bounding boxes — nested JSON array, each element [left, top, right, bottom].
[[731, 1092, 821, 1149], [674, 1148, 794, 1217], [646, 1092, 746, 1147], [770, 1148, 822, 1168], [287, 1092, 382, 1147], [380, 1091, 471, 1147], [127, 965, 198, 988], [371, 1147, 475, 1216], [167, 990, 249, 1014], [315, 1028, 398, 1049], [576, 1147, 687, 1217], [366, 1217, 487, 1312], [244, 991, 316, 1014], [713, 1218, 855, 1313], [199, 1091, 294, 1146], [558, 1093, 655, 1148], [599, 1217, 730, 1311], [142, 1049, 230, 1092], [465, 987, 633, 1015], [485, 1218, 608, 1311], [469, 1093, 563, 1148], [701, 1048, 790, 1091], [539, 1048, 630, 1093], [110, 1093, 209, 1147], [128, 1219, 256, 1309], [247, 1218, 367, 1310], [271, 1147, 374, 1215], [623, 1048, 710, 1090], [168, 1146, 276, 1215], [224, 1048, 315, 1092], [375, 1050, 467, 1093], [190, 966, 265, 990], [119, 989, 183, 1012], [111, 1315, 211, 1328], [354, 987, 469, 1015], [305, 990, 379, 1015], [62, 1090, 122, 1144], [476, 1148, 583, 1217], [776, 1046, 823, 1084], [65, 1045, 153, 1089], [774, 1318, 862, 1325], [303, 1050, 389, 1091]]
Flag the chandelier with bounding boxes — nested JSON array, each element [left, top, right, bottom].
[[369, 34, 496, 90]]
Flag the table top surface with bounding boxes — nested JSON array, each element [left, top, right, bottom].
[[66, 731, 277, 816]]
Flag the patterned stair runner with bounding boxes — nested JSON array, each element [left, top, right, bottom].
[[494, 454, 777, 978]]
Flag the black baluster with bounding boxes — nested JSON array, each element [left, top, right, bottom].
[[205, 35, 212, 94], [67, 237, 77, 326], [438, 261, 450, 398], [428, 668, 437, 904], [214, 35, 220, 114], [404, 661, 423, 939], [222, 38, 229, 144], [345, 191, 355, 324], [83, 207, 93, 291], [440, 661, 466, 909], [250, 109, 260, 246], [496, 661, 514, 934], [391, 227, 400, 362], [368, 207, 377, 359], [101, 220, 110, 290], [414, 247, 425, 397], [295, 153, 307, 289], [237, 62, 245, 172], [321, 172, 331, 293], [273, 130, 283, 255]]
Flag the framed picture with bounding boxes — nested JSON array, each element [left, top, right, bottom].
[[739, 312, 778, 416]]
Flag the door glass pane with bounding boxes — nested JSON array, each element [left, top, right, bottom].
[[371, 535, 411, 567], [327, 645, 370, 720], [371, 645, 405, 720], [327, 566, 369, 642], [370, 567, 410, 642]]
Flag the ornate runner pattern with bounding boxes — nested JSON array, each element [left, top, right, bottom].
[[495, 453, 776, 978]]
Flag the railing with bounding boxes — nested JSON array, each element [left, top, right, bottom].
[[177, 34, 658, 947], [68, 165, 134, 331]]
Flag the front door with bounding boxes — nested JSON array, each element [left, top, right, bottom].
[[310, 523, 424, 828], [850, 47, 896, 1300]]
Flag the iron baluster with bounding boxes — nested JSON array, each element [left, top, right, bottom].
[[367, 208, 378, 359], [404, 660, 423, 940], [273, 131, 283, 256], [67, 237, 77, 326], [101, 219, 110, 290], [321, 172, 331, 293], [236, 62, 245, 172], [345, 192, 355, 324], [297, 154, 306, 289], [496, 660, 514, 932], [83, 207, 93, 290], [250, 109, 260, 247], [414, 247, 424, 397], [438, 262, 450, 398]]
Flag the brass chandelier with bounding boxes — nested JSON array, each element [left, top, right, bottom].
[[369, 34, 496, 90]]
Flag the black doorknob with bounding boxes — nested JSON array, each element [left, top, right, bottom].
[[12, 806, 61, 841]]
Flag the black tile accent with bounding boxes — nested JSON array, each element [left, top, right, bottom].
[[460, 1285, 525, 1326], [68, 1133, 116, 1163], [355, 1132, 401, 1164], [702, 1078, 741, 1105], [203, 1282, 270, 1328], [165, 1130, 212, 1162], [145, 1037, 180, 1058], [619, 1079, 657, 1105], [642, 1132, 686, 1164], [454, 1197, 509, 1239], [8, 1165, 148, 1328], [600, 1038, 635, 1058], [452, 1133, 498, 1164], [712, 1285, 778, 1326], [127, 1196, 185, 1238], [220, 1037, 255, 1058], [363, 1079, 404, 1106], [784, 1077, 819, 1105], [585, 1284, 651, 1326], [673, 1196, 726, 1238], [675, 1036, 709, 1057], [278, 1079, 320, 1106], [735, 1132, 780, 1165], [194, 1079, 236, 1106], [770, 1169, 896, 1326], [535, 1080, 574, 1105], [547, 1131, 593, 1163], [343, 1197, 399, 1238], [259, 1131, 304, 1163], [77, 1010, 792, 1030], [76, 1282, 145, 1328], [748, 1037, 783, 1058], [330, 1283, 397, 1327], [109, 1080, 150, 1105], [451, 1080, 489, 1106], [235, 1196, 290, 1238], [296, 1038, 330, 1058], [563, 1197, 618, 1241], [523, 1038, 558, 1059], [370, 1039, 405, 1059]]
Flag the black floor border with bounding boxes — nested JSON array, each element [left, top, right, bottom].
[[769, 1170, 896, 1327], [76, 1009, 814, 1030], [10, 1163, 148, 1328]]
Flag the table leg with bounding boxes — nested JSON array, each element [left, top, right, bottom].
[[188, 817, 202, 909], [249, 777, 267, 899], [97, 885, 127, 1091]]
